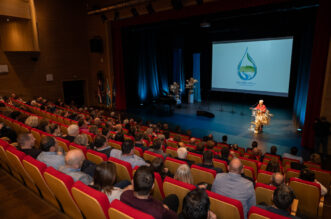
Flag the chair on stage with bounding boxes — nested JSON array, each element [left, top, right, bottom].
[[22, 156, 60, 209], [86, 149, 107, 164], [44, 167, 83, 219], [108, 200, 154, 219], [108, 157, 132, 182], [191, 164, 216, 185], [71, 181, 110, 219], [163, 176, 195, 213], [207, 190, 244, 219]]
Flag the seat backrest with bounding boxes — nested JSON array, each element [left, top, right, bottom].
[[289, 177, 321, 218], [304, 161, 321, 169], [72, 181, 110, 219], [282, 157, 300, 167], [153, 172, 165, 201], [0, 141, 11, 172], [285, 168, 300, 183], [108, 157, 132, 182], [55, 137, 70, 152], [5, 147, 38, 193], [69, 143, 87, 156], [44, 167, 83, 219], [255, 182, 276, 206], [86, 149, 107, 164], [108, 199, 155, 219], [22, 156, 60, 209], [213, 159, 228, 173], [165, 146, 178, 157], [240, 157, 258, 177], [163, 176, 195, 213], [207, 190, 244, 219], [108, 139, 122, 150], [264, 153, 280, 163], [134, 147, 143, 157], [257, 170, 273, 185], [191, 164, 216, 185], [31, 128, 41, 148], [243, 165, 256, 180], [187, 151, 202, 164], [311, 168, 331, 190], [164, 157, 187, 175], [230, 150, 241, 158], [143, 150, 164, 163], [248, 206, 290, 219], [166, 140, 178, 148]]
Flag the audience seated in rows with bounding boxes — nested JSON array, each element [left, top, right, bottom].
[[299, 168, 327, 196], [257, 184, 299, 218], [176, 147, 193, 166], [198, 151, 223, 173], [58, 149, 92, 185], [134, 132, 148, 151], [111, 140, 147, 168], [150, 157, 173, 180], [93, 135, 111, 157], [174, 164, 194, 185], [179, 188, 216, 219], [270, 172, 285, 187], [282, 147, 303, 163], [63, 124, 79, 142], [218, 147, 230, 164], [46, 123, 62, 137], [120, 166, 179, 219], [148, 138, 167, 159], [25, 116, 39, 128], [74, 133, 89, 146], [0, 121, 17, 142], [266, 159, 280, 173], [18, 133, 41, 159], [37, 136, 64, 169], [212, 158, 256, 218]]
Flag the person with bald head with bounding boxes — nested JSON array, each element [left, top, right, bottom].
[[59, 149, 93, 185], [211, 158, 256, 218], [270, 172, 284, 187]]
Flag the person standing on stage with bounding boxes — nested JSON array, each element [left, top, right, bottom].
[[254, 100, 267, 133], [314, 117, 330, 159], [255, 100, 266, 113]]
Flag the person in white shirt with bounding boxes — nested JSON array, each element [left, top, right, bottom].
[[282, 147, 303, 163], [299, 168, 327, 196]]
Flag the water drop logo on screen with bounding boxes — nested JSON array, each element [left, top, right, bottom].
[[237, 47, 257, 80]]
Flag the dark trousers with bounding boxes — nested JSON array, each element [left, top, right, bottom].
[[315, 136, 328, 157], [163, 194, 179, 212]]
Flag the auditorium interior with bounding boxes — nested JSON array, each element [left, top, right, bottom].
[[0, 0, 331, 218]]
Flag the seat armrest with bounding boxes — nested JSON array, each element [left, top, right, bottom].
[[318, 196, 324, 217], [290, 199, 298, 216]]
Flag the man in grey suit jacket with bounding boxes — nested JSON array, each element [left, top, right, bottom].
[[59, 149, 92, 185], [211, 158, 256, 218]]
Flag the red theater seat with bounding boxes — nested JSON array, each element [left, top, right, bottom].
[[164, 157, 187, 175], [240, 157, 258, 177], [108, 157, 132, 182], [86, 149, 107, 164], [0, 140, 11, 173], [248, 206, 290, 219], [134, 147, 143, 157], [207, 190, 244, 219], [213, 159, 228, 173], [255, 182, 276, 206], [191, 164, 216, 185], [143, 150, 164, 162], [108, 199, 154, 219], [187, 151, 203, 164], [257, 170, 273, 184], [55, 137, 70, 152], [44, 167, 83, 219], [165, 146, 177, 157], [72, 181, 110, 219], [69, 143, 88, 156], [108, 139, 122, 150], [153, 172, 165, 201]]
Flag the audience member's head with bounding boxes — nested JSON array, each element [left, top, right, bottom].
[[74, 134, 89, 146], [178, 142, 186, 148], [222, 135, 228, 143], [122, 140, 134, 155], [157, 134, 165, 143], [206, 140, 215, 150], [273, 184, 295, 211], [89, 125, 99, 135], [64, 149, 85, 169], [196, 142, 205, 153], [290, 147, 298, 156], [173, 135, 182, 142], [114, 132, 124, 142], [270, 172, 284, 187], [93, 162, 116, 194], [251, 141, 258, 148], [270, 146, 278, 155], [94, 135, 107, 149], [18, 133, 35, 149], [152, 138, 162, 150], [25, 116, 39, 128], [202, 151, 213, 165], [40, 136, 56, 152], [37, 119, 49, 132], [78, 119, 87, 128], [181, 189, 211, 219], [299, 168, 315, 182], [174, 164, 193, 184], [221, 147, 230, 159], [150, 157, 165, 174], [67, 124, 80, 137], [133, 166, 154, 196], [228, 158, 243, 174], [266, 159, 280, 173], [310, 153, 321, 165], [232, 144, 239, 151], [46, 123, 61, 136], [177, 147, 188, 159]]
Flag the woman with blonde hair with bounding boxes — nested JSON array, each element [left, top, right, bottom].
[[25, 116, 39, 128], [174, 164, 193, 185], [74, 134, 89, 146]]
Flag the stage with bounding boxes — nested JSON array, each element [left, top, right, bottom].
[[128, 100, 302, 156]]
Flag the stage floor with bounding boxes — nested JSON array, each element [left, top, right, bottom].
[[128, 101, 302, 155]]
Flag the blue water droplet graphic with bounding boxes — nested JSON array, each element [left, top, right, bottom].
[[237, 47, 257, 81]]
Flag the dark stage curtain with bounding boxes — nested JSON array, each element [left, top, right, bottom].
[[173, 48, 185, 95]]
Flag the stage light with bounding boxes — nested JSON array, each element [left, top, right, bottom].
[[131, 8, 139, 17]]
